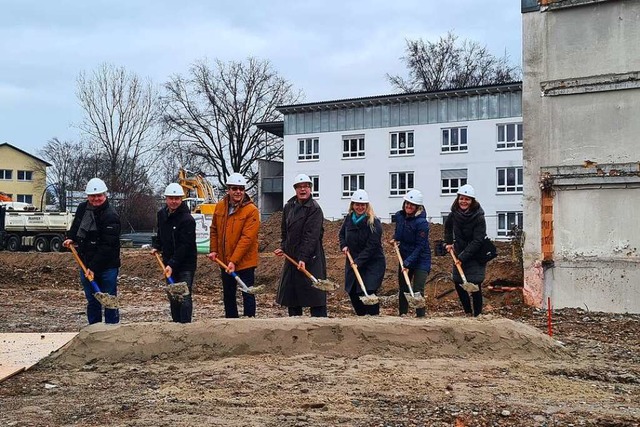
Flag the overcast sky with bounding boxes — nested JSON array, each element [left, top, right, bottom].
[[0, 0, 522, 155]]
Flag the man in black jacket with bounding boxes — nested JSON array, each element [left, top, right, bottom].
[[63, 178, 121, 324], [151, 183, 197, 323]]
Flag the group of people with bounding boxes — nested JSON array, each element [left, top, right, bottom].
[[64, 173, 489, 326]]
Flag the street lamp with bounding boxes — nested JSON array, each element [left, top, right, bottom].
[[40, 182, 60, 212]]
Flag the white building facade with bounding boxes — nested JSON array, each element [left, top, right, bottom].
[[277, 83, 523, 239]]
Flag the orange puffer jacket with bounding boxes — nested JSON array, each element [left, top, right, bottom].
[[209, 194, 260, 270]]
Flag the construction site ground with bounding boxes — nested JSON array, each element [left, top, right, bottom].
[[0, 215, 638, 426]]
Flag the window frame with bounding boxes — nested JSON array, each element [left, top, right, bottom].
[[497, 167, 524, 193], [440, 169, 468, 195], [497, 123, 523, 149], [17, 194, 33, 204], [0, 169, 13, 180], [389, 171, 415, 196], [497, 211, 524, 237], [389, 131, 415, 156], [441, 127, 468, 153], [342, 134, 365, 159], [341, 173, 365, 198], [17, 170, 33, 181], [309, 175, 320, 199], [297, 137, 319, 161]]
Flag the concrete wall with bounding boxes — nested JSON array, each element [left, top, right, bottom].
[[0, 145, 47, 210], [283, 114, 523, 238], [522, 0, 640, 313]]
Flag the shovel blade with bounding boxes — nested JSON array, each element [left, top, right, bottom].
[[359, 294, 379, 306], [405, 292, 426, 309], [94, 292, 120, 309], [461, 282, 479, 293], [311, 279, 339, 292], [165, 282, 190, 301]]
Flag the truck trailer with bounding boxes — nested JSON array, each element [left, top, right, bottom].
[[0, 205, 74, 252]]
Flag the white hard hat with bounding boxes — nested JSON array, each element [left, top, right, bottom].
[[457, 184, 476, 198], [85, 178, 108, 195], [226, 173, 247, 187], [403, 189, 423, 206], [293, 173, 312, 187], [164, 183, 184, 197], [350, 189, 369, 203]]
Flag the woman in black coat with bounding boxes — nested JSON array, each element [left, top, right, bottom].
[[444, 184, 487, 316], [339, 190, 385, 316], [275, 174, 327, 317]]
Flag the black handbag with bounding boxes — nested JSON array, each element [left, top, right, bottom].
[[476, 236, 498, 264]]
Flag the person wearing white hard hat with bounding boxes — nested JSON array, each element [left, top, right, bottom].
[[392, 189, 431, 317], [444, 184, 487, 316], [207, 172, 260, 318], [151, 183, 197, 323], [274, 173, 328, 317], [63, 177, 121, 324], [338, 189, 385, 315]]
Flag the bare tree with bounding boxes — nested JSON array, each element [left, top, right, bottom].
[[76, 63, 159, 195], [37, 138, 92, 211], [161, 57, 301, 189], [387, 32, 521, 92]]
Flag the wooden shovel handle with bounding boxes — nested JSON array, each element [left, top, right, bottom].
[[345, 250, 367, 294], [448, 249, 468, 282], [282, 252, 317, 281], [68, 245, 92, 279], [153, 251, 171, 278], [212, 256, 230, 271], [392, 241, 413, 288]]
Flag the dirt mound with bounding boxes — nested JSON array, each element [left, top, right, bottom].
[[46, 316, 564, 368]]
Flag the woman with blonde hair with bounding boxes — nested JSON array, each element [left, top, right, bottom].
[[339, 189, 386, 316]]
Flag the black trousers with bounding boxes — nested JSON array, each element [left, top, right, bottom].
[[288, 306, 327, 317], [455, 283, 483, 316], [349, 287, 380, 316], [398, 266, 428, 317], [220, 268, 256, 318], [169, 270, 194, 323]]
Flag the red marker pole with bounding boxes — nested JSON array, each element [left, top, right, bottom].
[[547, 296, 553, 337]]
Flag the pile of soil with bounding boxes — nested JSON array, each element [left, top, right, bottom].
[[1, 215, 638, 426]]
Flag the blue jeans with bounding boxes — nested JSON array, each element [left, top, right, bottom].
[[80, 268, 119, 324], [169, 270, 194, 323], [220, 267, 256, 318]]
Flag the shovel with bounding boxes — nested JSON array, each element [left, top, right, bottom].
[[345, 250, 379, 306], [281, 252, 338, 292], [212, 257, 265, 294], [152, 251, 190, 299], [391, 241, 426, 309], [448, 248, 479, 317], [68, 245, 119, 309]]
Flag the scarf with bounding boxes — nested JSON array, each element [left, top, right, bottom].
[[77, 204, 97, 239], [351, 212, 366, 224]]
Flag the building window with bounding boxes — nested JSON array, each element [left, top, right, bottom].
[[390, 131, 414, 156], [441, 127, 467, 152], [0, 169, 12, 180], [342, 135, 365, 158], [298, 137, 319, 161], [498, 211, 523, 237], [497, 167, 523, 193], [342, 174, 365, 197], [497, 123, 523, 149], [389, 172, 414, 196], [17, 170, 33, 181], [441, 169, 467, 195], [309, 175, 320, 199], [17, 194, 33, 204]]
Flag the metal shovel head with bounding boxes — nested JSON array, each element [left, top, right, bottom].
[[405, 292, 426, 309], [461, 281, 479, 293], [165, 282, 190, 301], [94, 292, 120, 309], [243, 284, 265, 295], [311, 278, 339, 292], [359, 293, 379, 306]]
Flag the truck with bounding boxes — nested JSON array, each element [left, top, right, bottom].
[[0, 205, 74, 252]]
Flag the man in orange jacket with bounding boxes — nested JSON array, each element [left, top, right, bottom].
[[207, 173, 260, 318]]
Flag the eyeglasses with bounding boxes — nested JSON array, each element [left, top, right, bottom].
[[294, 184, 311, 189], [228, 186, 245, 192]]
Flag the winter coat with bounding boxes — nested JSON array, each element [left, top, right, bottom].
[[153, 201, 197, 273], [276, 195, 327, 307], [209, 194, 260, 270], [339, 214, 386, 294], [393, 209, 431, 272], [67, 199, 121, 273], [444, 205, 487, 284]]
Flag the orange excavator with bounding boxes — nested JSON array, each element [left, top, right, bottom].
[[176, 168, 217, 215]]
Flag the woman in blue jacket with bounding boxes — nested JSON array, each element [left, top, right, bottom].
[[339, 189, 385, 316], [393, 189, 431, 317]]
